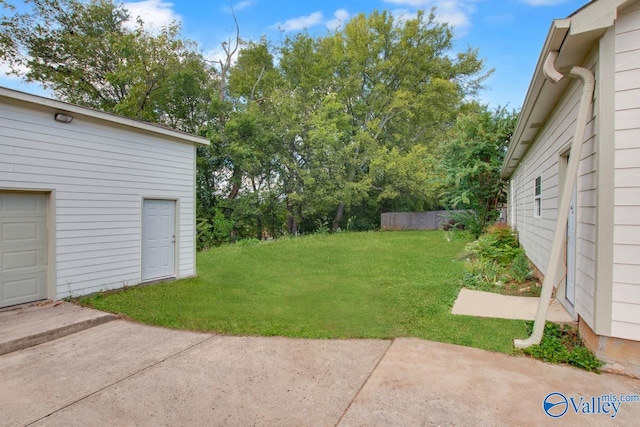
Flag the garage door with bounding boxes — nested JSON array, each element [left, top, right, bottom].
[[0, 192, 48, 308]]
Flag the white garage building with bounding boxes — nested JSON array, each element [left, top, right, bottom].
[[0, 87, 209, 308]]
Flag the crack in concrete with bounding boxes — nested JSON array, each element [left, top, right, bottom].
[[334, 338, 394, 426]]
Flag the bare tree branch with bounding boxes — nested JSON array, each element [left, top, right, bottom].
[[217, 1, 241, 101]]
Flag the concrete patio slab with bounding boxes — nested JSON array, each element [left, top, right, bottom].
[[2, 317, 638, 426], [339, 338, 640, 426], [0, 301, 118, 356], [0, 320, 212, 427], [451, 288, 575, 323], [33, 335, 391, 427]]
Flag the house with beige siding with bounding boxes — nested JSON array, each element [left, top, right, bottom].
[[0, 87, 209, 308], [502, 0, 640, 374]]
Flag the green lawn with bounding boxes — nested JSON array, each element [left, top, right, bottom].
[[80, 231, 528, 353]]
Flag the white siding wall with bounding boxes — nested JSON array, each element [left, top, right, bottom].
[[510, 52, 598, 327], [612, 1, 640, 341], [0, 101, 196, 299]]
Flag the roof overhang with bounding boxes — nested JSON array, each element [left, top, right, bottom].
[[500, 0, 635, 179], [0, 86, 210, 146]]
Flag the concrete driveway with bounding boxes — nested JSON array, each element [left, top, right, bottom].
[[2, 320, 640, 426]]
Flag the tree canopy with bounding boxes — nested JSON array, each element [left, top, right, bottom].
[[1, 0, 216, 129], [1, 0, 514, 242], [437, 104, 519, 236]]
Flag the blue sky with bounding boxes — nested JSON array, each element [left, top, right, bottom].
[[1, 0, 589, 109]]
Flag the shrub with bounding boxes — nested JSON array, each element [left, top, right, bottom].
[[196, 209, 235, 250], [236, 238, 261, 247], [466, 227, 521, 265], [510, 251, 533, 283], [445, 210, 483, 238], [442, 218, 464, 231], [461, 223, 539, 295], [196, 217, 214, 251], [486, 223, 519, 249], [522, 321, 603, 372], [314, 218, 330, 235]]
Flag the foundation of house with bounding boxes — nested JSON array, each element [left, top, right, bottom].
[[579, 317, 640, 379]]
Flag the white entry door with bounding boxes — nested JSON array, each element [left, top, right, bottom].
[[0, 192, 48, 308], [142, 200, 175, 281], [566, 185, 577, 306]]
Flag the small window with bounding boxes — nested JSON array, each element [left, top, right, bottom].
[[534, 176, 542, 218]]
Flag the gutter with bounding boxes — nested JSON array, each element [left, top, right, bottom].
[[0, 86, 210, 146], [514, 51, 595, 349], [500, 19, 570, 180], [501, 0, 634, 180]]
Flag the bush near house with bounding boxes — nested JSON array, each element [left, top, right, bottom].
[[461, 226, 602, 372], [461, 223, 540, 297], [521, 321, 603, 372]]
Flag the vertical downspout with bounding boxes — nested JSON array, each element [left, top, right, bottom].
[[514, 51, 595, 349]]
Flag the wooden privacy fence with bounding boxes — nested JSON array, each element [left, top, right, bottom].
[[381, 211, 463, 231]]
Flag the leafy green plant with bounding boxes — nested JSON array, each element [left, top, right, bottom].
[[462, 270, 494, 292], [445, 210, 484, 239], [212, 209, 235, 244], [510, 252, 533, 283], [486, 223, 519, 249], [197, 209, 235, 250], [236, 238, 261, 247], [521, 321, 603, 372], [314, 218, 330, 235], [466, 232, 521, 265], [438, 106, 519, 237], [196, 217, 214, 251], [345, 216, 357, 232], [468, 258, 499, 283], [461, 224, 539, 296]]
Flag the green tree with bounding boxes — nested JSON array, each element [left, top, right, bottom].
[[1, 0, 224, 229], [309, 10, 489, 229], [221, 9, 491, 235], [370, 144, 441, 212], [437, 104, 519, 236], [1, 0, 214, 127]]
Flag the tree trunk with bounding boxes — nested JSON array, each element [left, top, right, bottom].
[[227, 166, 242, 200], [332, 201, 346, 231], [286, 200, 298, 236], [256, 215, 263, 240]]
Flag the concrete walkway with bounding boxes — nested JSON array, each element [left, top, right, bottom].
[[451, 288, 575, 323], [1, 304, 639, 426]]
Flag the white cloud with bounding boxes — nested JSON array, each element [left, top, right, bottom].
[[391, 9, 419, 23], [326, 9, 351, 31], [234, 1, 254, 11], [123, 0, 181, 30], [0, 61, 24, 80], [224, 1, 254, 13], [519, 0, 569, 5], [0, 61, 20, 80], [202, 47, 238, 69], [275, 12, 324, 31], [383, 0, 475, 35]]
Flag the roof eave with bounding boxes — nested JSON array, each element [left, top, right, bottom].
[[500, 0, 636, 180], [500, 18, 570, 180], [0, 86, 210, 146]]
